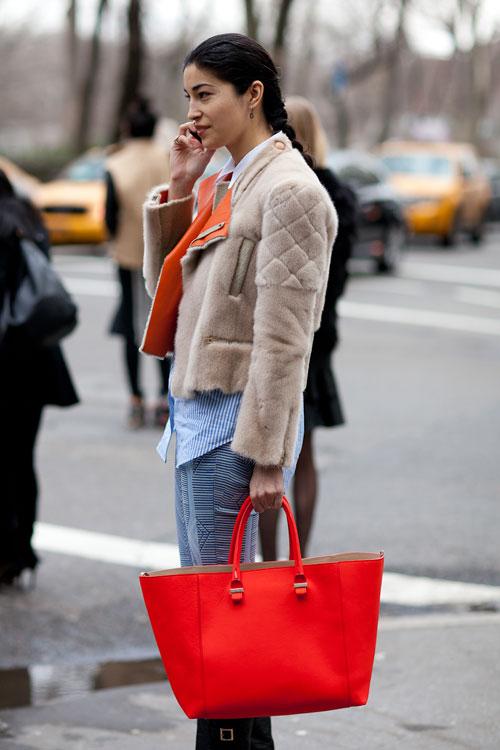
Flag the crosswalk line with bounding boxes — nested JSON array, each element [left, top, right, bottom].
[[339, 300, 500, 336], [63, 274, 500, 337], [33, 522, 500, 608], [64, 277, 118, 297], [401, 261, 500, 289]]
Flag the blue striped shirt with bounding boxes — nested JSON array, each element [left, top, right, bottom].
[[156, 359, 304, 470], [156, 362, 243, 467]]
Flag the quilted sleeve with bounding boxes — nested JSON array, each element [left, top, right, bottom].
[[143, 186, 194, 298], [231, 182, 337, 467]]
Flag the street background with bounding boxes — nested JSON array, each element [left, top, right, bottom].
[[2, 0, 500, 748], [1, 230, 500, 748]]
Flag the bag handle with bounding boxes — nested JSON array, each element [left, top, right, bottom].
[[228, 497, 308, 602], [227, 498, 293, 564]]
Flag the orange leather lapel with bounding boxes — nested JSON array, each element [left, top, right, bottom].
[[197, 173, 218, 209], [141, 177, 232, 359], [189, 187, 231, 249]]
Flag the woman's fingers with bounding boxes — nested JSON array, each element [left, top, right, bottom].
[[249, 464, 284, 512], [174, 121, 204, 150], [251, 492, 283, 513], [173, 132, 202, 152]]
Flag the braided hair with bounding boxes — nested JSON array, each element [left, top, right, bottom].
[[184, 33, 313, 167]]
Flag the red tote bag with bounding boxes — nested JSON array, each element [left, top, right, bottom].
[[140, 497, 384, 720]]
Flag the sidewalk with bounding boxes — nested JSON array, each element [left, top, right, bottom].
[[1, 613, 499, 750]]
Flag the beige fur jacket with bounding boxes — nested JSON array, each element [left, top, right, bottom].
[[142, 135, 338, 467]]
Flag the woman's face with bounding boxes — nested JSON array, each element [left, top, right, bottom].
[[183, 63, 253, 151]]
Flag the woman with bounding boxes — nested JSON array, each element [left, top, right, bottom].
[[106, 96, 171, 429], [259, 96, 358, 560], [142, 34, 337, 749], [0, 170, 79, 587]]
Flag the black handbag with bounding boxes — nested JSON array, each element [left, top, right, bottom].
[[1, 239, 78, 347]]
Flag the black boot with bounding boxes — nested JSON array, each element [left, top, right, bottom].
[[195, 717, 275, 749], [251, 717, 274, 749], [196, 718, 254, 749]]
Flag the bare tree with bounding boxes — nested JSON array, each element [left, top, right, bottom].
[[112, 0, 144, 142], [74, 0, 109, 153], [240, 0, 296, 78], [416, 0, 498, 143], [273, 0, 296, 78], [378, 0, 410, 143], [64, 0, 79, 147], [244, 0, 260, 40], [460, 0, 494, 143]]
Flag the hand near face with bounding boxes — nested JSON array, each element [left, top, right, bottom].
[[170, 121, 215, 194]]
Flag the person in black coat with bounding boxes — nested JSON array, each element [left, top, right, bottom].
[[0, 170, 79, 586], [259, 97, 358, 559]]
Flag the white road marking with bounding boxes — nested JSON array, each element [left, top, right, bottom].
[[65, 277, 118, 297], [401, 261, 500, 289], [455, 286, 500, 309], [33, 523, 180, 571], [55, 260, 113, 275], [380, 612, 500, 631], [64, 275, 500, 337], [380, 571, 500, 607], [339, 300, 500, 336], [34, 522, 500, 607], [366, 279, 429, 297]]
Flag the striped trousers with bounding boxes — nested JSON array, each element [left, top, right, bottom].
[[175, 442, 299, 568], [175, 441, 301, 748]]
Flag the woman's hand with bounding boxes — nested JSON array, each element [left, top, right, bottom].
[[169, 121, 215, 199], [249, 464, 284, 513]]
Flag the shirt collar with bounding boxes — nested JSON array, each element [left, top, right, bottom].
[[216, 131, 285, 188]]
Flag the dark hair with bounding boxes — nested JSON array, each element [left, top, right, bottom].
[[0, 171, 50, 254], [124, 96, 157, 138], [0, 169, 15, 199], [184, 33, 312, 166]]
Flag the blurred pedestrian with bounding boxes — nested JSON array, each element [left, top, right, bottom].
[[105, 96, 171, 429], [259, 96, 358, 560], [141, 34, 337, 748], [0, 170, 79, 587]]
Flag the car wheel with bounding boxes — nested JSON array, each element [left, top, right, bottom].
[[376, 225, 404, 274], [470, 217, 485, 245], [441, 228, 456, 247], [440, 210, 461, 247]]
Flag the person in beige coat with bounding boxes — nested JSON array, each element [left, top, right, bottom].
[[106, 97, 170, 428], [141, 34, 337, 749]]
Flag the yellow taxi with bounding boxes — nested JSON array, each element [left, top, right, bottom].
[[377, 141, 491, 245], [34, 149, 108, 245]]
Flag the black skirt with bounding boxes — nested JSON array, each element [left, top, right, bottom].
[[303, 351, 345, 432]]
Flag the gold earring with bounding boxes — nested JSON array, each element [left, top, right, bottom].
[[249, 110, 254, 119]]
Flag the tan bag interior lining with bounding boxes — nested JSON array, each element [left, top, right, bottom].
[[141, 551, 384, 578]]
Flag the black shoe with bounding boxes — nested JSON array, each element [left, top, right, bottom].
[[0, 560, 37, 590], [251, 717, 274, 749], [196, 718, 254, 749], [195, 717, 274, 749]]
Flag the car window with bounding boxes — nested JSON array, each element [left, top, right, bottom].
[[61, 158, 105, 181], [382, 154, 453, 177], [336, 165, 381, 188]]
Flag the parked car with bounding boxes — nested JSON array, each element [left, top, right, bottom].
[[328, 150, 406, 273], [377, 140, 491, 246], [482, 159, 500, 223], [34, 149, 108, 245]]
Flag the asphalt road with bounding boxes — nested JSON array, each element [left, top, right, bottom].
[[1, 228, 499, 748]]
